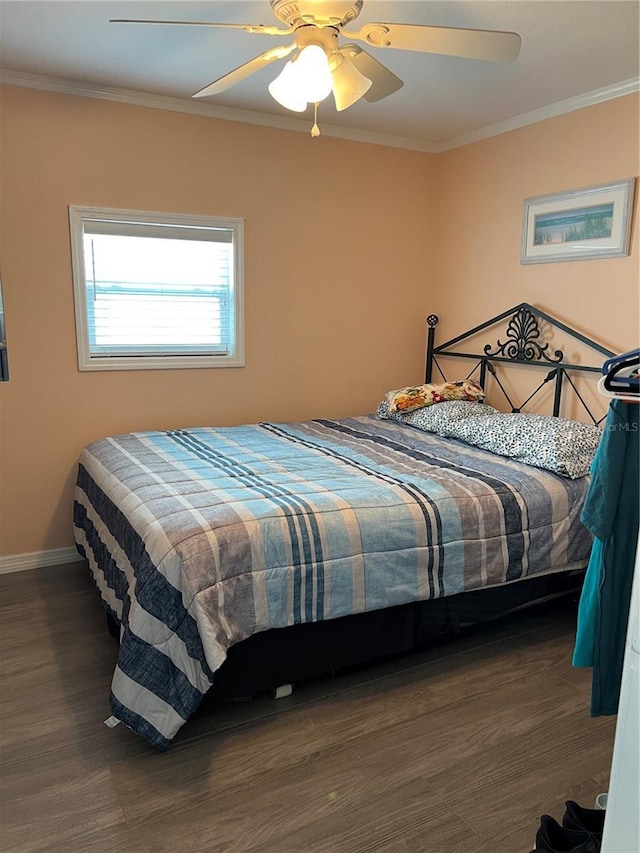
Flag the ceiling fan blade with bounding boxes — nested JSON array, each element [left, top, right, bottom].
[[343, 22, 521, 62], [110, 20, 292, 36], [339, 45, 403, 103], [192, 43, 296, 98]]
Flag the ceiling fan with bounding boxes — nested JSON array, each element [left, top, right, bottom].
[[111, 1, 521, 132]]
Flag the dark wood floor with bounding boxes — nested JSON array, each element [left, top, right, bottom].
[[0, 563, 615, 853]]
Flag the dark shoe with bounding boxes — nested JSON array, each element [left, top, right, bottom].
[[562, 800, 605, 837], [533, 814, 601, 852]]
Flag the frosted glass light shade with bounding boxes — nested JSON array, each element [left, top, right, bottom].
[[268, 61, 307, 112], [294, 44, 333, 103], [268, 44, 333, 112], [331, 56, 372, 111]]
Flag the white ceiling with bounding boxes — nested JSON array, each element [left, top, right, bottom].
[[1, 1, 639, 150]]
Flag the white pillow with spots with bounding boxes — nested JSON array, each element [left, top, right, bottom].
[[444, 412, 602, 478], [376, 399, 498, 431]]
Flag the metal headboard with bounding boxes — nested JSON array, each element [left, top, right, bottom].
[[425, 303, 614, 425]]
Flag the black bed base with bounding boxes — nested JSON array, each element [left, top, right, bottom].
[[212, 571, 583, 700], [109, 570, 583, 702]]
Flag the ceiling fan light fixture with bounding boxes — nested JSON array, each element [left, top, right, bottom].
[[116, 1, 522, 121], [269, 43, 333, 111], [331, 54, 372, 111]]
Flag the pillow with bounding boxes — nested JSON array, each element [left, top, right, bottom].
[[385, 379, 485, 414], [441, 412, 603, 479], [377, 399, 498, 433], [404, 400, 498, 434]]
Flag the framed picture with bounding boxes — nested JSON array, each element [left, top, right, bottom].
[[521, 177, 636, 264]]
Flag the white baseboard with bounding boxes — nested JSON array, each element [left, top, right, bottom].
[[0, 547, 84, 575]]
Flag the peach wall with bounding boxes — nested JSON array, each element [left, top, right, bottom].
[[0, 86, 638, 557], [0, 86, 435, 555], [430, 95, 639, 353]]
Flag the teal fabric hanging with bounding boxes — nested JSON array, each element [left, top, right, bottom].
[[573, 399, 640, 716]]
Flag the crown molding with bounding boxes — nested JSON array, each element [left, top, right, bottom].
[[1, 68, 637, 154], [0, 69, 435, 153], [432, 77, 640, 152]]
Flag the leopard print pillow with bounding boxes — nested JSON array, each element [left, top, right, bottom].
[[444, 412, 602, 478]]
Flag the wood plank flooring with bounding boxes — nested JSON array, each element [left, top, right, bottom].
[[0, 563, 616, 853]]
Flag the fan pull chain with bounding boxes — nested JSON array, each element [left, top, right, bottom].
[[311, 102, 321, 138]]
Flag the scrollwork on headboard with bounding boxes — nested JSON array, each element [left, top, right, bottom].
[[483, 305, 563, 365], [425, 303, 614, 424]]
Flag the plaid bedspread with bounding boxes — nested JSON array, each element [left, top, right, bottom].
[[73, 416, 591, 749]]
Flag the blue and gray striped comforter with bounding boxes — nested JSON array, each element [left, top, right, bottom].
[[73, 415, 591, 749]]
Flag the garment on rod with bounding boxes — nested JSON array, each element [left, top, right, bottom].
[[572, 399, 639, 716]]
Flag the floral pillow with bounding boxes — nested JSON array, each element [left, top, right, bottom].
[[385, 379, 485, 414]]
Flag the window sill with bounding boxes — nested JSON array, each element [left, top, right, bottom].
[[77, 353, 245, 371]]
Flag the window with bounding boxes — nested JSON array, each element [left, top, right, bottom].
[[69, 206, 244, 371]]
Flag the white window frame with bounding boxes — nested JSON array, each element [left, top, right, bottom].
[[69, 205, 245, 371]]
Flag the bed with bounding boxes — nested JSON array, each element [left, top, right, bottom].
[[73, 303, 613, 750]]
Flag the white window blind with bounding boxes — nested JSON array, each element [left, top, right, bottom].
[[69, 208, 244, 371]]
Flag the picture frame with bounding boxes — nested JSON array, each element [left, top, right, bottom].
[[520, 177, 636, 264]]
